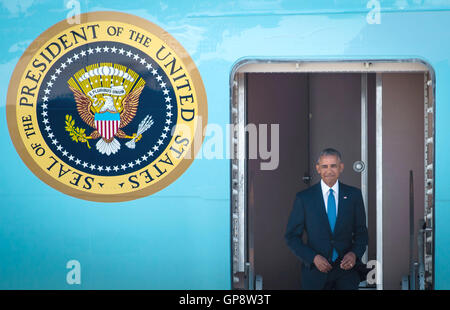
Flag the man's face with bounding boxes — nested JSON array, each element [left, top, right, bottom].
[[315, 155, 344, 187]]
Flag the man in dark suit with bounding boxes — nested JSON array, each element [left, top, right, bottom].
[[285, 148, 368, 290]]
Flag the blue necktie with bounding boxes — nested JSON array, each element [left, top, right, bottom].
[[327, 188, 338, 262]]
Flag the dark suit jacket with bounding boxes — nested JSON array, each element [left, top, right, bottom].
[[285, 181, 368, 289]]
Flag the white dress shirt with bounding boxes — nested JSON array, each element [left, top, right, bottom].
[[320, 179, 339, 217]]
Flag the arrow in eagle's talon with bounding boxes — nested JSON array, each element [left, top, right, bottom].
[[125, 114, 153, 149], [128, 133, 142, 142]]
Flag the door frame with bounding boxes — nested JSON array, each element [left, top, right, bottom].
[[229, 59, 435, 290]]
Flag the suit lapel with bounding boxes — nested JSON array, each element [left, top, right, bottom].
[[334, 181, 349, 234], [314, 183, 332, 236]]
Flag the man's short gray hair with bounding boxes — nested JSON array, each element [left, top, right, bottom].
[[317, 148, 342, 164]]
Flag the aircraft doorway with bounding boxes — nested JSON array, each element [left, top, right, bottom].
[[230, 61, 435, 290]]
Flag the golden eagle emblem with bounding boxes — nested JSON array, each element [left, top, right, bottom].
[[67, 63, 153, 155]]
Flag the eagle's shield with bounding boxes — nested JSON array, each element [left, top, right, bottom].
[[94, 112, 121, 140]]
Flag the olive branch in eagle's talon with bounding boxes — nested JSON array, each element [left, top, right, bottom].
[[65, 114, 92, 149]]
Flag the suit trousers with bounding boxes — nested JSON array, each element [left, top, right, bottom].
[[322, 260, 360, 290]]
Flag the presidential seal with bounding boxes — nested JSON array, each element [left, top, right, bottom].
[[6, 12, 207, 202]]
